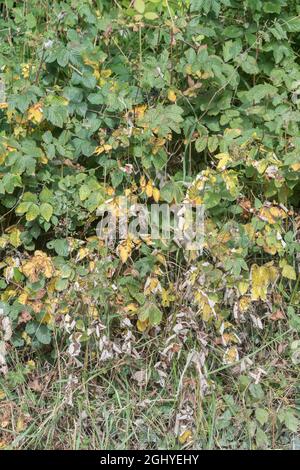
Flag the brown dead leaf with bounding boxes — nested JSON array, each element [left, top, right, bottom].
[[18, 311, 32, 324], [270, 310, 285, 321], [28, 378, 43, 392]]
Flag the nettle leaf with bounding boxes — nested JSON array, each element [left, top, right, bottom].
[[223, 40, 242, 62], [239, 84, 278, 104], [141, 104, 184, 136], [240, 54, 259, 74], [160, 181, 183, 203], [223, 25, 243, 38], [45, 105, 68, 128]]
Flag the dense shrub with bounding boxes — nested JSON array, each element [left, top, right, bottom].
[[0, 0, 299, 371]]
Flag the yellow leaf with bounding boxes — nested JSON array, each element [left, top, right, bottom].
[[291, 162, 300, 171], [124, 303, 138, 314], [145, 180, 153, 198], [39, 154, 48, 164], [18, 292, 28, 305], [89, 260, 95, 272], [21, 63, 30, 78], [0, 235, 8, 248], [251, 263, 278, 301], [0, 390, 5, 400], [153, 187, 160, 202], [239, 296, 251, 312], [21, 331, 31, 344], [27, 360, 35, 370], [133, 104, 147, 120], [223, 346, 239, 364], [140, 175, 146, 189], [118, 239, 133, 264], [105, 186, 115, 196], [76, 247, 89, 261], [222, 170, 239, 196], [216, 152, 231, 169], [167, 89, 177, 102], [22, 251, 54, 283], [161, 287, 176, 307], [94, 144, 112, 155], [16, 416, 26, 433], [259, 205, 287, 224], [156, 253, 167, 266], [144, 277, 161, 295], [178, 429, 192, 444], [83, 57, 99, 69], [137, 319, 148, 332], [0, 102, 8, 110], [238, 281, 249, 296], [282, 264, 296, 281], [28, 103, 43, 124], [8, 227, 21, 248], [88, 306, 99, 319]]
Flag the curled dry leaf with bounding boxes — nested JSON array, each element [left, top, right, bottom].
[[22, 251, 54, 283]]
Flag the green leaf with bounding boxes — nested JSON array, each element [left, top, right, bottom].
[[148, 304, 162, 325], [263, 2, 281, 13], [255, 408, 269, 426], [35, 325, 52, 345], [139, 302, 162, 326], [26, 203, 40, 222], [144, 12, 159, 20], [279, 410, 299, 432], [203, 191, 221, 209], [111, 170, 124, 189], [207, 135, 219, 153], [255, 427, 268, 448], [195, 136, 207, 152], [40, 203, 53, 222], [240, 84, 277, 104], [141, 105, 184, 136], [160, 181, 183, 203], [46, 105, 68, 128], [47, 239, 69, 257], [40, 187, 53, 203], [134, 0, 145, 14], [223, 40, 242, 62], [16, 202, 32, 215], [55, 278, 69, 292], [79, 184, 91, 201], [240, 54, 259, 75]]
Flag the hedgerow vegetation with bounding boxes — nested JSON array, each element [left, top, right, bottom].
[[0, 0, 299, 449]]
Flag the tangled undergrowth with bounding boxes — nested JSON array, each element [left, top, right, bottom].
[[0, 0, 299, 449]]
